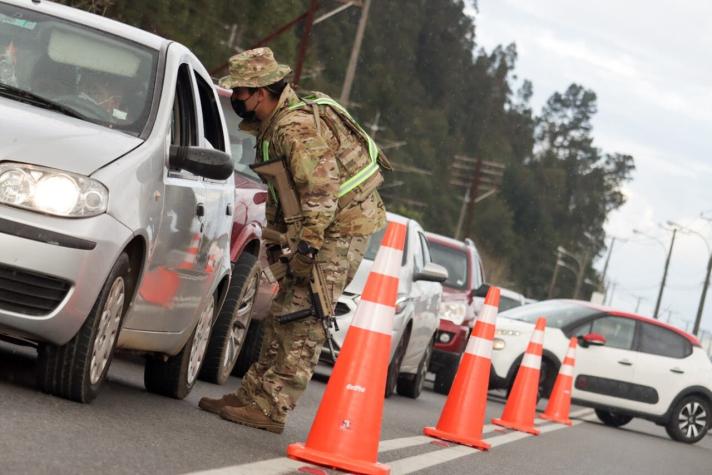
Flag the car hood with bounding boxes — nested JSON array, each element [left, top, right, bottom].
[[0, 98, 143, 176], [496, 316, 536, 331]]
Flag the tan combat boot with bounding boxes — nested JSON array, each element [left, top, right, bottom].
[[219, 403, 285, 434], [198, 393, 246, 415]]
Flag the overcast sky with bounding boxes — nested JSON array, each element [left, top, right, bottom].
[[470, 0, 712, 341]]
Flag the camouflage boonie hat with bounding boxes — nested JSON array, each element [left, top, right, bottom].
[[218, 47, 292, 89]]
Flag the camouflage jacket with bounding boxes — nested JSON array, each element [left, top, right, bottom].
[[251, 85, 386, 249]]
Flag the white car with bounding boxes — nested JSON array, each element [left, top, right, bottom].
[[319, 212, 447, 399], [490, 299, 712, 444]]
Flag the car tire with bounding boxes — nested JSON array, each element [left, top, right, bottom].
[[199, 254, 260, 384], [538, 359, 556, 400], [144, 293, 216, 399], [595, 409, 634, 428], [665, 395, 711, 444], [505, 358, 555, 402], [385, 325, 410, 398], [232, 318, 265, 377], [433, 356, 459, 395], [37, 253, 132, 403], [397, 336, 434, 399]]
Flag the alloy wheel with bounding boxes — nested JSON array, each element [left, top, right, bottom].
[[188, 297, 215, 385], [89, 277, 125, 385], [679, 401, 708, 440], [222, 273, 258, 371]]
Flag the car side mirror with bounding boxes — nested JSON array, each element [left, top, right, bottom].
[[169, 145, 234, 180], [414, 262, 448, 283], [578, 332, 607, 348], [472, 283, 490, 298]]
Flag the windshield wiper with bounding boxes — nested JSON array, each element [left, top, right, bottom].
[[0, 83, 88, 121]]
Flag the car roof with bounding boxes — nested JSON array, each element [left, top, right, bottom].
[[8, 0, 168, 50], [564, 299, 701, 346], [500, 287, 525, 301], [425, 231, 471, 252]]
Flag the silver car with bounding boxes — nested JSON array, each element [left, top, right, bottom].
[[0, 1, 234, 402], [320, 212, 447, 399]]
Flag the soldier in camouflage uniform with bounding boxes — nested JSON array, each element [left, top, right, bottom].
[[198, 48, 386, 434]]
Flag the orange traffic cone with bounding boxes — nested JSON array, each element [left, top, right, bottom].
[[287, 218, 408, 475], [492, 317, 547, 435], [423, 286, 501, 450], [540, 337, 577, 425]]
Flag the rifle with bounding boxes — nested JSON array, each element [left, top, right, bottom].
[[250, 158, 340, 360]]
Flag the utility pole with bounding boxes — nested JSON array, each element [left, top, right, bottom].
[[634, 295, 644, 313], [548, 250, 562, 299], [454, 184, 471, 241], [654, 228, 677, 319], [693, 254, 712, 335], [293, 0, 319, 86], [573, 248, 592, 300], [340, 0, 372, 105], [600, 237, 616, 288]]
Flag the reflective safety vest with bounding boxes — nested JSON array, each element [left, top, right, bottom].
[[260, 95, 384, 202]]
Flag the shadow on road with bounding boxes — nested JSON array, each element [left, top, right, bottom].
[[0, 342, 37, 389]]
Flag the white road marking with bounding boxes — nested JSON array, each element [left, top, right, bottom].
[[389, 420, 584, 474], [184, 413, 593, 475]]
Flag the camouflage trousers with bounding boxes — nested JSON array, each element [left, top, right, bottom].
[[234, 233, 368, 423]]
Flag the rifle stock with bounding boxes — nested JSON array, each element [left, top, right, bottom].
[[251, 159, 335, 327]]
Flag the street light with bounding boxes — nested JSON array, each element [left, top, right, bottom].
[[633, 227, 678, 319], [669, 220, 712, 336]]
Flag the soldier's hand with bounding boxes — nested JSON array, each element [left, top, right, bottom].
[[289, 252, 314, 281]]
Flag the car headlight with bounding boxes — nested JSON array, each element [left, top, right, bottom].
[[493, 338, 506, 350], [0, 164, 108, 217], [439, 301, 467, 325], [495, 329, 522, 337]]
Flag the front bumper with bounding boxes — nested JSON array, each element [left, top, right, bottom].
[[429, 319, 469, 373], [433, 318, 469, 354], [0, 205, 131, 345]]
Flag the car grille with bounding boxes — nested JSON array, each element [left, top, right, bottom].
[[0, 264, 71, 316], [334, 302, 351, 316]]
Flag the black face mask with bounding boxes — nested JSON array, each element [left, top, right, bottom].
[[231, 91, 257, 120]]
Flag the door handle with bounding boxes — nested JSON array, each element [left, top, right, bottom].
[[670, 367, 685, 374], [196, 203, 205, 217], [618, 359, 633, 366]]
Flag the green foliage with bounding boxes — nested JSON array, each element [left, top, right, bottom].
[[55, 0, 635, 300]]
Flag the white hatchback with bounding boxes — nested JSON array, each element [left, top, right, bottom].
[[489, 299, 712, 444]]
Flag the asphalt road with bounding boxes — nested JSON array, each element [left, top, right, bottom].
[[1, 341, 710, 475]]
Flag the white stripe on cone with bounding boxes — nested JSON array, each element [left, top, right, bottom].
[[465, 336, 493, 358], [559, 365, 574, 377], [565, 347, 577, 359], [521, 353, 541, 370], [477, 304, 498, 326], [530, 330, 545, 345], [369, 246, 402, 279], [350, 300, 394, 336]]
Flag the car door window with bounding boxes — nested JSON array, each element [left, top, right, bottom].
[[193, 71, 226, 152], [418, 232, 432, 264], [169, 64, 199, 179], [638, 323, 692, 359], [591, 316, 636, 350]]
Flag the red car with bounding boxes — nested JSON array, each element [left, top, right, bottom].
[[198, 86, 277, 384], [425, 233, 487, 394]]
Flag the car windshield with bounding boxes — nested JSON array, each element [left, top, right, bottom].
[[219, 94, 258, 179], [500, 300, 600, 328], [428, 240, 468, 290], [363, 224, 408, 265], [0, 3, 158, 136]]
